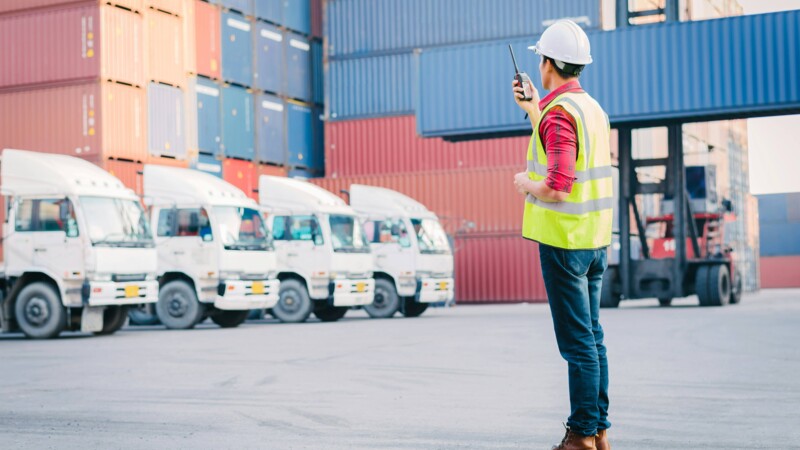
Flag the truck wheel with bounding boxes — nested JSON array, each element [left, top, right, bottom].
[[211, 310, 249, 328], [698, 264, 730, 307], [14, 282, 67, 339], [313, 304, 348, 322], [658, 298, 673, 307], [247, 309, 266, 321], [273, 279, 313, 323], [401, 298, 428, 318], [156, 280, 205, 329], [94, 306, 128, 336], [730, 269, 743, 305], [364, 278, 400, 319], [128, 304, 160, 326], [600, 267, 621, 308]]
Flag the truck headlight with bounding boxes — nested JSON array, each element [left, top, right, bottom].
[[220, 271, 241, 280], [92, 273, 113, 282], [330, 272, 346, 280], [416, 271, 432, 280]]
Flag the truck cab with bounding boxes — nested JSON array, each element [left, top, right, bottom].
[[139, 165, 280, 329], [0, 149, 158, 339], [259, 176, 374, 323], [349, 184, 454, 318]]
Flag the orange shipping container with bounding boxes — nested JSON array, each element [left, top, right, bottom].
[[223, 158, 259, 200], [146, 0, 184, 16], [0, 0, 145, 15], [189, 0, 221, 79], [144, 8, 185, 88], [99, 158, 145, 196], [258, 164, 289, 178], [0, 81, 147, 161]]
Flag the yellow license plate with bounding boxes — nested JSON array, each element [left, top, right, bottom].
[[252, 281, 265, 294], [439, 282, 448, 290], [124, 285, 140, 298], [356, 282, 366, 293]]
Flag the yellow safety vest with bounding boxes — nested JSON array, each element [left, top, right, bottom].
[[522, 91, 613, 249]]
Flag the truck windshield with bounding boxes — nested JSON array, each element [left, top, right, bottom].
[[329, 215, 369, 253], [411, 218, 451, 254], [80, 196, 153, 247], [213, 206, 271, 251]]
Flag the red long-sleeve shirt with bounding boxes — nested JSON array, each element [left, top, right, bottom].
[[537, 80, 583, 193]]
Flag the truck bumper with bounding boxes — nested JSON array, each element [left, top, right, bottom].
[[214, 279, 280, 310], [417, 277, 455, 303], [331, 278, 375, 307], [87, 280, 159, 306]]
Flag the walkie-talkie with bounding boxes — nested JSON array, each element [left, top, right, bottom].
[[509, 44, 534, 101]]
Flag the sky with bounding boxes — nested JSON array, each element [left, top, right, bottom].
[[737, 0, 800, 194]]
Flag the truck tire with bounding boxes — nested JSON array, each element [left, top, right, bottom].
[[600, 267, 621, 308], [128, 304, 160, 326], [698, 264, 730, 307], [730, 269, 743, 305], [211, 310, 249, 328], [273, 279, 313, 323], [94, 306, 128, 336], [156, 280, 205, 329], [658, 298, 673, 307], [313, 304, 348, 322], [364, 278, 400, 319], [14, 282, 67, 339], [401, 298, 428, 318], [247, 309, 266, 321]]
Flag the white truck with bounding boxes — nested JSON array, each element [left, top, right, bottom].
[[259, 176, 375, 323], [130, 165, 280, 329], [349, 184, 454, 318], [0, 149, 158, 339]]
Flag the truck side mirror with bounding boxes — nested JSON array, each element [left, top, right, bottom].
[[722, 199, 734, 213]]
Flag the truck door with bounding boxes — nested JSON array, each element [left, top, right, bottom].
[[155, 207, 216, 278]]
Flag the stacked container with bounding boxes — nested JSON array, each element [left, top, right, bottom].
[[758, 192, 800, 288]]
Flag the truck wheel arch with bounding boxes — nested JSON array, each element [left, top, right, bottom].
[[2, 272, 63, 328], [158, 272, 198, 297]]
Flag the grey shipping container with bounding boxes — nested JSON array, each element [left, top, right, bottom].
[[148, 83, 187, 159]]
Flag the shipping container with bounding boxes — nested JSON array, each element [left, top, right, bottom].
[[144, 8, 185, 88], [187, 76, 222, 155], [310, 0, 322, 38], [222, 158, 259, 199], [416, 10, 800, 138], [311, 39, 324, 105], [288, 167, 320, 179], [454, 234, 547, 303], [286, 101, 314, 168], [326, 0, 600, 58], [219, 0, 254, 16], [0, 3, 145, 89], [220, 10, 254, 87], [104, 158, 145, 195], [311, 105, 324, 173], [258, 163, 288, 177], [324, 116, 528, 177], [221, 84, 255, 160], [760, 255, 800, 289], [255, 92, 286, 165], [254, 0, 281, 24], [191, 153, 223, 178], [148, 83, 187, 159], [311, 167, 524, 235], [254, 22, 284, 94], [328, 52, 414, 120], [191, 0, 221, 79], [0, 81, 147, 161], [759, 222, 800, 257], [0, 0, 145, 15], [758, 192, 800, 224], [283, 0, 310, 35], [147, 0, 184, 15], [285, 32, 312, 102]]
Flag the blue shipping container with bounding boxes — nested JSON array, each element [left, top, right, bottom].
[[221, 11, 254, 87], [760, 222, 800, 257], [219, 0, 254, 16], [192, 153, 223, 178], [288, 167, 320, 179], [758, 192, 800, 224], [285, 32, 312, 102], [326, 0, 599, 58], [311, 39, 323, 105], [255, 0, 282, 24], [148, 83, 187, 159], [416, 10, 800, 138], [222, 84, 255, 160], [254, 22, 284, 94], [328, 52, 415, 121], [283, 0, 310, 35], [286, 101, 312, 168], [310, 105, 324, 171], [193, 77, 222, 155], [255, 92, 286, 165]]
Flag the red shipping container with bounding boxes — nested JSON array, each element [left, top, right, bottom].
[[0, 3, 145, 89], [311, 0, 322, 38], [99, 158, 145, 195], [760, 255, 800, 289], [324, 115, 528, 177], [223, 158, 259, 200], [311, 167, 524, 235], [258, 164, 289, 178], [144, 8, 185, 88], [190, 0, 221, 79], [0, 80, 148, 162], [0, 0, 145, 15], [454, 233, 547, 303]]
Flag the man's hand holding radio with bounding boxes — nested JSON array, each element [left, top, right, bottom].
[[512, 79, 540, 126]]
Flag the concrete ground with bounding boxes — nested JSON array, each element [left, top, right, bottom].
[[1, 289, 799, 449]]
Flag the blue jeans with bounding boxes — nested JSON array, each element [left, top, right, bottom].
[[539, 244, 610, 437]]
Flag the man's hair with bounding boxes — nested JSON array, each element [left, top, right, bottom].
[[545, 57, 584, 79]]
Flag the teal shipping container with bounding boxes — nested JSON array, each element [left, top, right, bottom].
[[222, 84, 255, 160]]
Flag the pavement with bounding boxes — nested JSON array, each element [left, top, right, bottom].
[[1, 289, 799, 449]]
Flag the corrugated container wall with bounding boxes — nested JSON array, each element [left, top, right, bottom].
[[191, 153, 223, 178], [221, 84, 255, 160], [144, 8, 185, 88], [192, 0, 221, 79], [325, 116, 527, 177], [311, 39, 324, 105], [760, 256, 800, 289], [254, 22, 284, 94], [188, 76, 222, 155], [0, 81, 147, 161], [222, 158, 259, 199], [105, 159, 145, 195], [220, 11, 253, 87], [311, 0, 322, 38], [758, 192, 800, 257], [254, 0, 281, 24], [326, 0, 600, 57], [288, 167, 320, 178], [147, 0, 184, 15], [328, 52, 415, 120], [285, 32, 312, 102], [0, 4, 145, 89], [283, 0, 310, 35], [255, 93, 286, 165], [286, 101, 314, 168], [0, 0, 145, 14], [258, 163, 289, 178], [219, 0, 254, 16], [148, 83, 187, 159]]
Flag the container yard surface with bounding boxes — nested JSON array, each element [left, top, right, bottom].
[[1, 289, 798, 449]]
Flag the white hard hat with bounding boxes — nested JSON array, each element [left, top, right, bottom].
[[528, 19, 592, 66]]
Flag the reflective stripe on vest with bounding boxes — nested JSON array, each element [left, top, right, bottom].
[[522, 91, 613, 250]]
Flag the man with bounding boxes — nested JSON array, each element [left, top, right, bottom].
[[511, 20, 614, 450]]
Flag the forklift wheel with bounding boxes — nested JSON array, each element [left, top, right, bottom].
[[697, 264, 731, 307], [730, 269, 743, 305], [600, 267, 621, 309]]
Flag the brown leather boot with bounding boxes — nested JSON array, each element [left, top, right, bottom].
[[552, 425, 597, 450], [595, 429, 610, 450]]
